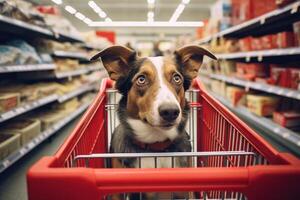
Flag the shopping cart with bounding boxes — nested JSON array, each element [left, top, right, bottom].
[[27, 78, 300, 200]]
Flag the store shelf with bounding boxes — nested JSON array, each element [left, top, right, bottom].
[[58, 83, 96, 103], [0, 15, 85, 44], [216, 47, 300, 61], [198, 1, 300, 44], [210, 74, 300, 100], [57, 32, 84, 43], [0, 14, 54, 39], [0, 94, 58, 123], [0, 63, 55, 73], [52, 51, 89, 61], [0, 102, 90, 173], [210, 92, 300, 155]]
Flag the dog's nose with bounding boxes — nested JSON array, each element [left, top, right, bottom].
[[159, 103, 180, 122]]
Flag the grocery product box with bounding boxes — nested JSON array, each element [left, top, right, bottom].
[[0, 93, 20, 113], [0, 133, 21, 161], [53, 97, 80, 111], [220, 60, 236, 75], [270, 65, 292, 88], [246, 94, 280, 116], [211, 80, 227, 97], [276, 31, 295, 48], [226, 86, 246, 106], [236, 63, 268, 80], [273, 111, 300, 128], [290, 68, 300, 90], [293, 21, 300, 46], [2, 119, 41, 146], [239, 37, 252, 51]]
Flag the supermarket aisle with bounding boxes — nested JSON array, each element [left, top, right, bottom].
[[0, 117, 81, 200]]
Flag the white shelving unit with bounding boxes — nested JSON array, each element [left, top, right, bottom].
[[0, 63, 55, 73]]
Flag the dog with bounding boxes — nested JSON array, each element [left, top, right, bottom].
[[91, 45, 217, 199]]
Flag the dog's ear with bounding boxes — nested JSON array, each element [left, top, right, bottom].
[[175, 45, 217, 79], [90, 45, 136, 81]]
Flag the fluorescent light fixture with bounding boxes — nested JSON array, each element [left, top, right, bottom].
[[84, 18, 92, 25], [52, 0, 62, 5], [75, 12, 85, 20], [99, 11, 107, 18], [170, 3, 185, 22], [147, 11, 154, 18], [182, 0, 190, 4], [147, 0, 155, 4], [65, 5, 76, 14], [88, 1, 102, 13], [90, 21, 204, 27], [105, 17, 112, 22]]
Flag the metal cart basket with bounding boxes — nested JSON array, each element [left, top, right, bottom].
[[27, 78, 300, 200]]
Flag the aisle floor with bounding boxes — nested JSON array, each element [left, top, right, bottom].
[[0, 117, 81, 200]]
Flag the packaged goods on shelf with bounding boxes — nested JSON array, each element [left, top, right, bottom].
[[270, 65, 292, 88], [39, 8, 81, 39], [0, 133, 20, 161], [53, 97, 80, 111], [32, 39, 84, 53], [246, 94, 280, 116], [211, 80, 227, 97], [277, 31, 296, 48], [0, 93, 20, 113], [80, 93, 96, 104], [294, 21, 300, 46], [290, 68, 300, 90], [273, 111, 300, 128], [54, 59, 79, 72], [236, 63, 268, 81], [1, 119, 41, 146], [0, 40, 42, 66], [0, 0, 48, 28], [220, 60, 236, 76], [226, 86, 246, 106], [28, 110, 66, 131], [81, 31, 113, 49], [210, 0, 232, 31]]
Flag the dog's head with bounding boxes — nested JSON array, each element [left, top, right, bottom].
[[91, 45, 216, 130]]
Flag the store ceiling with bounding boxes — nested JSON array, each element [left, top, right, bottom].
[[35, 0, 217, 36]]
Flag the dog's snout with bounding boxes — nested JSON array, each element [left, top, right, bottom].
[[159, 103, 180, 122]]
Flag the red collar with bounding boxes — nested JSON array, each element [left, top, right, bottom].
[[133, 139, 173, 151]]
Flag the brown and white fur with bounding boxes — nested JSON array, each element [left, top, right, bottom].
[[91, 45, 216, 199]]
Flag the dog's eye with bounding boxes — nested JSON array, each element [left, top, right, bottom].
[[136, 75, 147, 85], [173, 74, 182, 84]]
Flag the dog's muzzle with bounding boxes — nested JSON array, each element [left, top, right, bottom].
[[158, 103, 180, 123]]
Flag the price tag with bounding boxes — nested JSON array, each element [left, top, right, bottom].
[[277, 89, 284, 95], [2, 160, 10, 168], [260, 17, 266, 24], [282, 132, 290, 138], [246, 55, 251, 62], [286, 91, 294, 97], [2, 111, 15, 119], [258, 54, 263, 62], [273, 128, 280, 133], [28, 142, 35, 149], [297, 141, 300, 147], [297, 94, 300, 100], [20, 148, 26, 155]]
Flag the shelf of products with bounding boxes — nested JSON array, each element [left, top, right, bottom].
[[0, 14, 84, 43], [210, 74, 300, 100], [52, 51, 89, 61], [58, 83, 96, 103], [198, 1, 300, 44], [210, 91, 300, 155], [0, 102, 90, 173], [0, 94, 58, 123], [216, 47, 300, 60], [0, 63, 55, 73]]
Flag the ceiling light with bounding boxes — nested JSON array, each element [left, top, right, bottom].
[[99, 11, 107, 18], [147, 11, 154, 18], [52, 0, 62, 5], [75, 12, 85, 20], [147, 0, 155, 4], [64, 5, 76, 14], [182, 0, 190, 4], [88, 1, 102, 13], [105, 17, 112, 22], [170, 3, 185, 22], [84, 18, 92, 25], [90, 21, 204, 27]]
